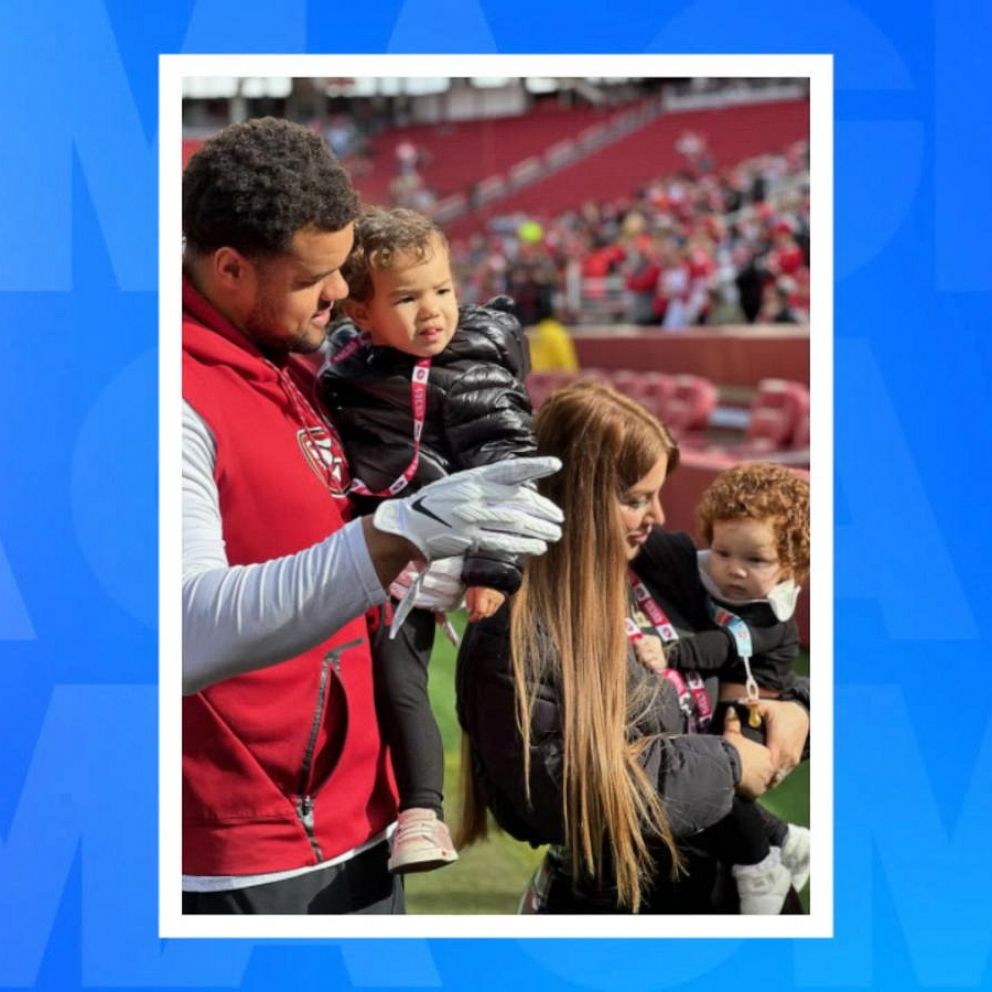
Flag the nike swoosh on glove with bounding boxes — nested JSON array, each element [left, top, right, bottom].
[[372, 457, 563, 562]]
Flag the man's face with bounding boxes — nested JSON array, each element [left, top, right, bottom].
[[353, 237, 459, 358], [242, 224, 355, 355]]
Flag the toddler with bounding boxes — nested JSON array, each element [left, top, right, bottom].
[[634, 462, 811, 913], [320, 207, 536, 873]]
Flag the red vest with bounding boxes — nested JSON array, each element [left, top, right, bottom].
[[181, 279, 396, 875]]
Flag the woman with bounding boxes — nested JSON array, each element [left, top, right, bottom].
[[455, 381, 809, 913]]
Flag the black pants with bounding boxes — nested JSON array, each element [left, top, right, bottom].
[[697, 701, 789, 865], [182, 840, 404, 914], [371, 605, 444, 815], [534, 846, 802, 914]]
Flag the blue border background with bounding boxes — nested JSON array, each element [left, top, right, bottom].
[[2, 0, 990, 988]]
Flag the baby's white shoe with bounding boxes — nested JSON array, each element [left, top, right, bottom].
[[733, 849, 792, 914], [778, 823, 811, 892]]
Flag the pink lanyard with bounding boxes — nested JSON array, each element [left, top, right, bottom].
[[626, 568, 713, 732], [347, 359, 432, 498]]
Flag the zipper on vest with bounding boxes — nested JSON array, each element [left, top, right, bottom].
[[295, 638, 362, 861], [296, 793, 319, 858]]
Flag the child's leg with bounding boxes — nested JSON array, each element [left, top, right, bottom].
[[371, 606, 444, 816], [756, 803, 789, 848], [698, 796, 771, 866], [697, 797, 792, 915]]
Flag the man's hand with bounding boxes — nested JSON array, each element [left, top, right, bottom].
[[759, 699, 810, 784], [373, 457, 563, 562], [723, 706, 775, 799], [633, 634, 667, 673]]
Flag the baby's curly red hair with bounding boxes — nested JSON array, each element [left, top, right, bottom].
[[697, 462, 810, 583]]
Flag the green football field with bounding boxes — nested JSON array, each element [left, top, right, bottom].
[[404, 614, 810, 914]]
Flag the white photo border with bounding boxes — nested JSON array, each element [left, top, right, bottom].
[[160, 53, 833, 939]]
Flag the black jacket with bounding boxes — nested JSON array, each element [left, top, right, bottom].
[[456, 609, 743, 851], [320, 299, 536, 593], [635, 530, 800, 692]]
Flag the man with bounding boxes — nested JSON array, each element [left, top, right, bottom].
[[181, 118, 561, 914]]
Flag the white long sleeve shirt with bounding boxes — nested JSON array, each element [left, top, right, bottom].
[[182, 400, 388, 695]]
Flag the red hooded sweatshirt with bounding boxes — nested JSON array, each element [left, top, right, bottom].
[[181, 278, 397, 876]]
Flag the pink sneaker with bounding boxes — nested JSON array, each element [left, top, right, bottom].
[[388, 808, 459, 874]]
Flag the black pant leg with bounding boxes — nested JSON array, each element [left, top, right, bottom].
[[371, 606, 444, 815], [710, 704, 790, 848], [756, 802, 790, 846], [696, 795, 772, 865], [182, 840, 405, 914]]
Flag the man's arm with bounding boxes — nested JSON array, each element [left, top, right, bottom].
[[183, 401, 401, 695], [183, 404, 562, 695]]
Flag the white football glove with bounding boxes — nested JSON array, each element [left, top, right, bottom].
[[372, 457, 563, 562], [388, 557, 466, 612]]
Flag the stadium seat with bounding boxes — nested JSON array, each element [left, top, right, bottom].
[[607, 370, 676, 420], [658, 374, 719, 440], [525, 371, 582, 409], [742, 378, 810, 452]]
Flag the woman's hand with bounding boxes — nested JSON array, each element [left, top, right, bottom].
[[723, 706, 775, 799], [759, 699, 810, 783]]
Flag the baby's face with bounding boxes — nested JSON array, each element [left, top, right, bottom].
[[706, 517, 790, 601], [358, 236, 459, 358]]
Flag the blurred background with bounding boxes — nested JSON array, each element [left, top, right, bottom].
[[182, 75, 812, 913]]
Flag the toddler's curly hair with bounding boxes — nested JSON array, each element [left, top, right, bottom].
[[341, 207, 449, 305], [697, 462, 810, 583]]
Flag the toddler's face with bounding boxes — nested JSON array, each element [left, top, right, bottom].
[[706, 518, 790, 600], [355, 236, 459, 358]]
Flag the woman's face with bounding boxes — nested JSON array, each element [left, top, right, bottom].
[[617, 455, 669, 560]]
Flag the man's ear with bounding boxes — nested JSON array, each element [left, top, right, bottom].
[[213, 247, 251, 290]]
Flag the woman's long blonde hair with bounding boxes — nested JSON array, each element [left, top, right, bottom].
[[459, 380, 682, 911]]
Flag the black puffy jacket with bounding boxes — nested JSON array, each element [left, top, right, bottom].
[[636, 531, 801, 693], [319, 298, 536, 593]]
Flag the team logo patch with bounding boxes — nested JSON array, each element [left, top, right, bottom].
[[297, 427, 349, 498]]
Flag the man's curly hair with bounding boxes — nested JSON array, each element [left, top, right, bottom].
[[182, 117, 360, 257], [341, 207, 449, 305], [697, 462, 810, 582]]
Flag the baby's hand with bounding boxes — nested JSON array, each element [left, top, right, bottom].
[[633, 634, 667, 673], [465, 586, 506, 623]]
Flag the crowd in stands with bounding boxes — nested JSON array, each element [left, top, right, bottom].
[[444, 138, 810, 329]]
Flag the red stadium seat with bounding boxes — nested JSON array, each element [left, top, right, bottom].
[[792, 406, 810, 449], [525, 371, 582, 410], [658, 374, 718, 438], [606, 370, 676, 419], [743, 378, 810, 452]]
